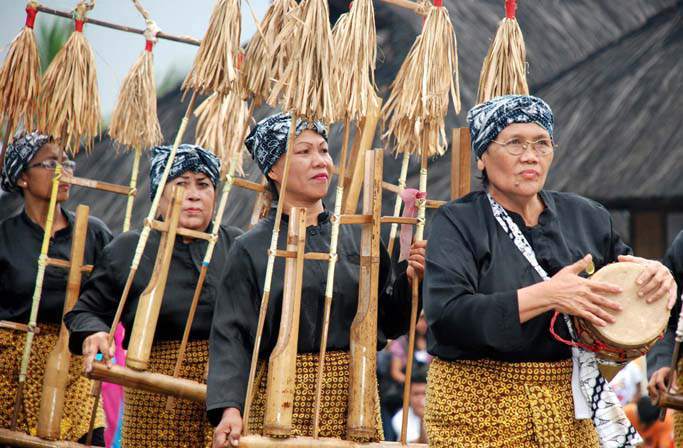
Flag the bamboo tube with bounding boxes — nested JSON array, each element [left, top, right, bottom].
[[11, 165, 63, 428], [0, 1, 41, 161], [347, 149, 384, 441], [126, 186, 184, 371], [476, 0, 529, 103], [263, 207, 307, 436], [165, 102, 255, 410], [37, 205, 90, 440], [86, 362, 206, 402], [106, 92, 198, 347], [123, 147, 141, 232], [399, 127, 431, 445], [0, 428, 91, 448], [249, 176, 271, 229], [243, 114, 299, 435], [386, 150, 411, 258], [239, 435, 428, 448]]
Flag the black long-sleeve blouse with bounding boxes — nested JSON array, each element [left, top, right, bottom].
[[0, 207, 112, 325], [646, 230, 683, 377], [423, 190, 631, 363], [64, 224, 242, 354], [206, 208, 415, 424]]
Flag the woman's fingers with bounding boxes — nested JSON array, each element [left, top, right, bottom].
[[636, 262, 658, 288], [582, 301, 616, 325], [587, 280, 622, 295]]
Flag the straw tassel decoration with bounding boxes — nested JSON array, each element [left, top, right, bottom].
[[182, 0, 241, 95], [194, 91, 248, 176], [382, 0, 460, 156], [240, 0, 297, 106], [108, 1, 163, 232], [332, 0, 379, 122], [268, 0, 337, 123], [38, 1, 101, 154], [0, 1, 41, 155], [477, 0, 528, 102]]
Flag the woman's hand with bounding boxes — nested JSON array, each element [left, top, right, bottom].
[[518, 254, 623, 325], [618, 255, 677, 309], [213, 408, 243, 447], [407, 240, 427, 284], [82, 331, 114, 373], [648, 366, 675, 397]]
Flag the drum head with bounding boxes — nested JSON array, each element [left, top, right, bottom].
[[588, 262, 670, 348]]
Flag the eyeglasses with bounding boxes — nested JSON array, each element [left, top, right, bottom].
[[490, 138, 557, 156], [28, 159, 76, 171]]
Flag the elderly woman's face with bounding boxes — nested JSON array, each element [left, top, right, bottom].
[[479, 123, 553, 198], [18, 142, 72, 203], [159, 172, 215, 231], [268, 129, 333, 204]]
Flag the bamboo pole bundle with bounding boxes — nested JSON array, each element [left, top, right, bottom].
[[382, 0, 460, 156], [11, 165, 63, 428], [0, 1, 41, 163], [109, 1, 163, 232], [38, 1, 101, 154], [240, 0, 297, 106], [182, 0, 241, 95], [194, 91, 248, 176], [267, 0, 337, 123], [476, 0, 528, 103]]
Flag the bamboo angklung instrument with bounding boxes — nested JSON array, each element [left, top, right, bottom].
[[652, 301, 683, 411], [109, 0, 164, 232], [0, 1, 41, 170], [262, 208, 308, 436], [346, 148, 384, 441], [126, 185, 184, 370], [11, 165, 62, 428], [386, 150, 411, 258], [36, 205, 90, 440]]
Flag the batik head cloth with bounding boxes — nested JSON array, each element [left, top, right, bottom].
[[1, 132, 52, 193], [149, 144, 221, 199], [244, 112, 328, 175], [466, 95, 554, 159]]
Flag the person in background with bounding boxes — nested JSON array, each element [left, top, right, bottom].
[[624, 397, 674, 448], [391, 365, 429, 444]]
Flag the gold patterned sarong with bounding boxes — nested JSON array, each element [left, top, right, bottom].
[[0, 324, 104, 441], [674, 366, 683, 447], [247, 351, 383, 442], [425, 358, 600, 448], [121, 339, 212, 448]]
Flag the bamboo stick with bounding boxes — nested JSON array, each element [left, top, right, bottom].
[[37, 205, 89, 440], [0, 428, 91, 448], [263, 208, 307, 436], [243, 113, 299, 435], [123, 147, 141, 232], [62, 175, 133, 196], [11, 165, 63, 429], [386, 150, 411, 258], [34, 5, 200, 46], [399, 128, 431, 445]]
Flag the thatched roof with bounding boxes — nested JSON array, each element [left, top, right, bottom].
[[1, 0, 679, 232]]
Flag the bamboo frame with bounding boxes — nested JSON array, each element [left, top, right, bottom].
[[450, 128, 471, 200], [11, 164, 62, 428], [37, 205, 90, 440], [123, 147, 142, 232], [0, 428, 91, 448], [238, 436, 427, 448], [386, 150, 411, 257], [263, 207, 307, 436]]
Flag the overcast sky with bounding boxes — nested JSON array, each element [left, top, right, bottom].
[[0, 0, 268, 120]]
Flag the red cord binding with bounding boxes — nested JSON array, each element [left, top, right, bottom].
[[433, 0, 443, 7], [505, 0, 517, 19], [75, 19, 85, 32], [25, 6, 38, 29], [145, 40, 154, 52]]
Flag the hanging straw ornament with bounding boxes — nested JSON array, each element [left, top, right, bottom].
[[194, 91, 248, 176], [240, 0, 297, 106], [182, 0, 241, 95], [0, 1, 41, 152], [332, 0, 379, 122], [382, 0, 460, 156], [38, 1, 101, 154], [268, 0, 337, 123], [476, 0, 528, 102], [108, 1, 163, 232]]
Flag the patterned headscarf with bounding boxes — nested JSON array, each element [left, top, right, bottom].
[[149, 144, 221, 199], [244, 112, 327, 175], [1, 132, 52, 193], [467, 95, 554, 159]]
